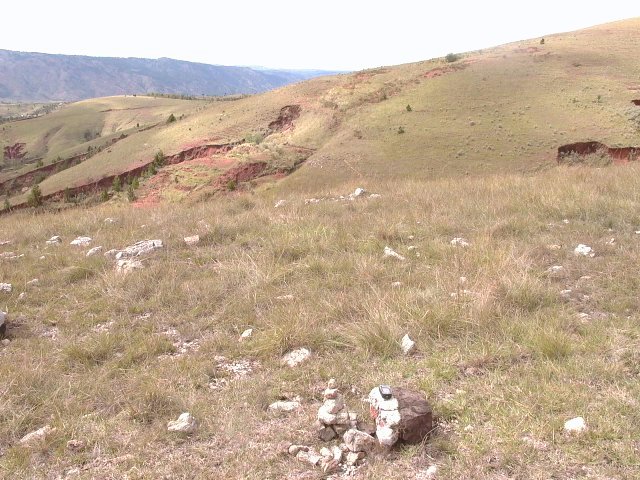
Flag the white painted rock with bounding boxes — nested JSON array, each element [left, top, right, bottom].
[[46, 236, 62, 245], [70, 236, 92, 246], [268, 400, 301, 412], [282, 347, 311, 367], [239, 328, 253, 341], [86, 246, 103, 257], [167, 413, 197, 434], [574, 244, 595, 257], [450, 237, 470, 247], [383, 246, 405, 261], [0, 283, 12, 293], [564, 416, 587, 434], [115, 239, 163, 260], [19, 425, 55, 446], [115, 259, 144, 274], [184, 235, 200, 246], [401, 334, 417, 356]]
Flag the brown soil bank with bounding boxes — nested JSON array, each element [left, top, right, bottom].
[[632, 100, 640, 106], [557, 141, 640, 163]]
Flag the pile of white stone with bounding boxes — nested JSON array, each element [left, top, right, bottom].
[[316, 379, 358, 441]]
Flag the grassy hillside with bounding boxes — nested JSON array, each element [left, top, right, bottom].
[[0, 96, 206, 175], [1, 19, 640, 478], [1, 166, 639, 478], [3, 18, 639, 209]]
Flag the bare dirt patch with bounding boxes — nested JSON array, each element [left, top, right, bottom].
[[557, 141, 640, 164]]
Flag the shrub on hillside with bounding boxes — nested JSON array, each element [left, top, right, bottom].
[[27, 185, 42, 207], [166, 114, 176, 124], [445, 53, 460, 63]]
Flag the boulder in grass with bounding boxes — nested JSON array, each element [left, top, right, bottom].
[[369, 386, 433, 447]]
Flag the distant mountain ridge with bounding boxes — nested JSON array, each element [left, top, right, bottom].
[[0, 50, 338, 102]]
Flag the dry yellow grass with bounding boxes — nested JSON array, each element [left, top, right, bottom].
[[1, 163, 640, 478]]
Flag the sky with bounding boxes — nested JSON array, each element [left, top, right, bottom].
[[1, 1, 638, 71]]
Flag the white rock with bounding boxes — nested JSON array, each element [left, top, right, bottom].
[[0, 283, 12, 293], [19, 425, 55, 446], [70, 236, 92, 246], [564, 416, 587, 434], [115, 239, 163, 260], [391, 281, 403, 288], [282, 347, 311, 367], [26, 278, 39, 287], [1, 338, 9, 346], [343, 429, 377, 453], [349, 187, 367, 199], [450, 237, 470, 247], [574, 244, 595, 257], [606, 238, 615, 246], [46, 236, 62, 245], [239, 328, 253, 341], [184, 235, 200, 246], [383, 246, 405, 261], [167, 413, 197, 434], [369, 193, 382, 199], [115, 259, 144, 274], [274, 199, 287, 208], [18, 292, 26, 300], [104, 217, 116, 224], [547, 265, 564, 274], [376, 425, 399, 447], [422, 465, 438, 479], [548, 244, 562, 250], [0, 240, 10, 246], [268, 400, 301, 412], [39, 255, 46, 260], [103, 249, 119, 258], [401, 334, 417, 356], [275, 294, 295, 301], [345, 451, 365, 466], [86, 246, 103, 257], [562, 219, 570, 224]]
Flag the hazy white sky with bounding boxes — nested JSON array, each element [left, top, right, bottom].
[[1, 1, 638, 70]]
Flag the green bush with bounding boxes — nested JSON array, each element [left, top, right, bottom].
[[127, 183, 136, 202], [112, 175, 122, 192], [445, 53, 460, 63], [166, 114, 176, 124], [27, 185, 42, 207]]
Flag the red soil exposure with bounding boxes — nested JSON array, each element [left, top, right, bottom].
[[3, 143, 27, 161], [632, 100, 640, 106], [423, 62, 468, 79], [0, 134, 129, 195], [557, 141, 640, 163], [268, 105, 301, 132], [213, 162, 267, 188]]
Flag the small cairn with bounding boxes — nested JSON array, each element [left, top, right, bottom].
[[316, 378, 357, 441]]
